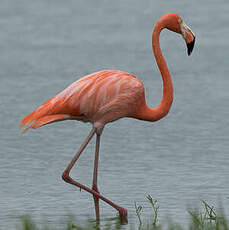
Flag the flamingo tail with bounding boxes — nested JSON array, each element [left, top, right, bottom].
[[20, 114, 70, 134], [20, 98, 70, 133]]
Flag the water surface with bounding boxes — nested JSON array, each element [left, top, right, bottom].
[[1, 0, 229, 228]]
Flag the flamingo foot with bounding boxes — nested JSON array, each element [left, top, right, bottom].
[[118, 207, 128, 225]]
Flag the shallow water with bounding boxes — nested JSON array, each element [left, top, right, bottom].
[[1, 0, 229, 228]]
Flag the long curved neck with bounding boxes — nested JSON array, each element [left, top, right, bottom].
[[138, 19, 174, 122]]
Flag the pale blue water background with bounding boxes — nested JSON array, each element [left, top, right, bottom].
[[1, 0, 229, 228]]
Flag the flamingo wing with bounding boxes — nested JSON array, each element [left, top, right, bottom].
[[20, 70, 145, 133]]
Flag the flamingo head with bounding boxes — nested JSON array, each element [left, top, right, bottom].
[[179, 18, 195, 56], [162, 13, 195, 56]]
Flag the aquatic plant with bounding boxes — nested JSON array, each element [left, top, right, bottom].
[[135, 201, 143, 225], [146, 195, 159, 226], [17, 200, 228, 230]]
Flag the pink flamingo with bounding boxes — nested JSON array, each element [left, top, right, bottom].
[[20, 13, 195, 224]]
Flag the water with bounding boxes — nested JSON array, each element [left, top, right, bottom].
[[1, 0, 229, 228]]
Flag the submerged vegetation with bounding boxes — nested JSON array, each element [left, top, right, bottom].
[[16, 198, 228, 230]]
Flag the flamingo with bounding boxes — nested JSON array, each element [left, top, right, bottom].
[[20, 13, 195, 224]]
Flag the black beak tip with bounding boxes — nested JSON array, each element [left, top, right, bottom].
[[187, 36, 195, 56]]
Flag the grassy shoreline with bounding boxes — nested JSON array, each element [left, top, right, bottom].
[[13, 199, 229, 230]]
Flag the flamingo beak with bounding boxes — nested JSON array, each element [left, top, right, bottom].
[[187, 36, 195, 56], [180, 21, 195, 56]]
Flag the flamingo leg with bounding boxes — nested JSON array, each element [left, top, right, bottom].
[[92, 134, 100, 221], [62, 127, 128, 224]]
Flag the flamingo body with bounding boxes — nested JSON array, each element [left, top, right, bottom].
[[20, 70, 145, 131]]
